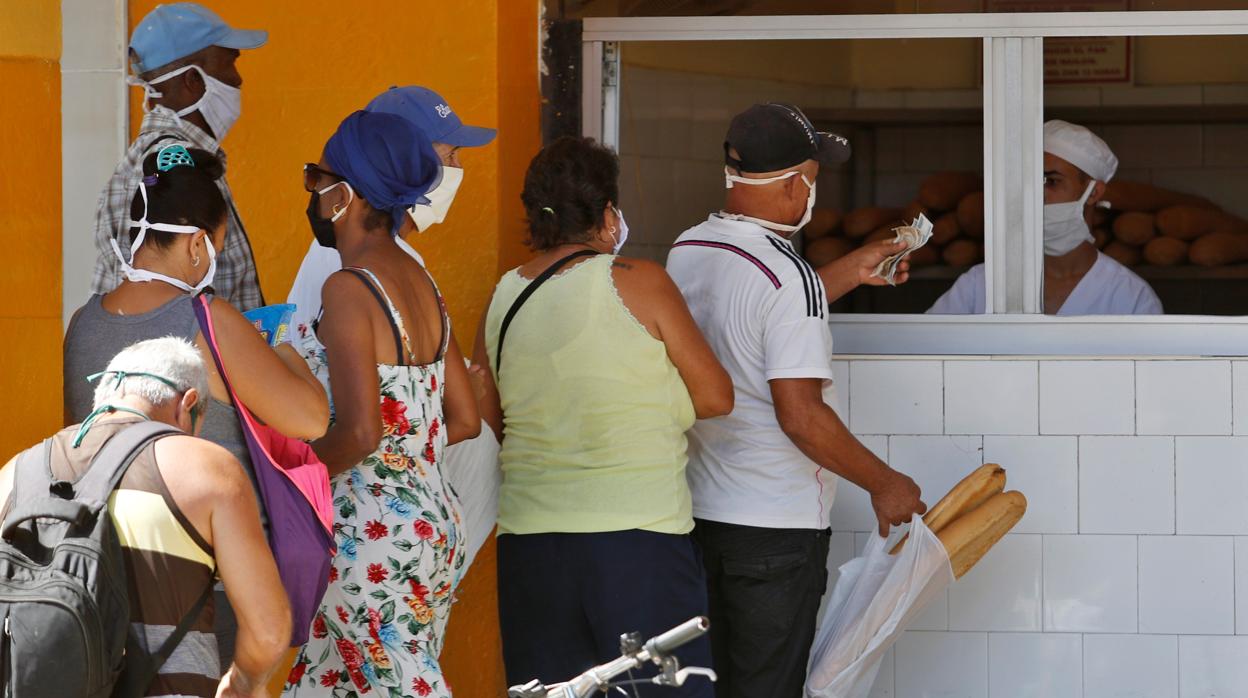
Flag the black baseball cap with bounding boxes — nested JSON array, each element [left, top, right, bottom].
[[724, 103, 851, 174]]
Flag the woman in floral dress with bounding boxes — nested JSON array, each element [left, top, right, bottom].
[[283, 110, 481, 698]]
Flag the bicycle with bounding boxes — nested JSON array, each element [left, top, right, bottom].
[[507, 616, 718, 698]]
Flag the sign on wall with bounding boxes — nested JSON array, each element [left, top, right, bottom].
[[985, 0, 1132, 84]]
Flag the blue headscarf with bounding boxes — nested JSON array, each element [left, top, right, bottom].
[[323, 110, 442, 235]]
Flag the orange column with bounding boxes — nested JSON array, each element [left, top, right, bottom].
[[0, 6, 62, 464]]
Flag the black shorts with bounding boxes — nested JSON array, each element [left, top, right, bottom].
[[498, 529, 715, 698], [693, 519, 831, 698]]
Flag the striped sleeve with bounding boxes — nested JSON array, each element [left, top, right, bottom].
[[761, 241, 834, 382]]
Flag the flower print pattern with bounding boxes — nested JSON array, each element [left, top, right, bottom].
[[285, 268, 463, 698]]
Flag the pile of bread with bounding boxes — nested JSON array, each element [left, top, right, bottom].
[[803, 171, 1248, 270]]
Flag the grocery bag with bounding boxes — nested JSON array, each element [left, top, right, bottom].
[[805, 514, 954, 698], [443, 419, 501, 570]]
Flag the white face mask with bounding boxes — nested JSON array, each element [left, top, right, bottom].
[[1043, 180, 1096, 257], [721, 166, 816, 234], [610, 207, 629, 254], [131, 65, 242, 141], [407, 166, 463, 233], [111, 179, 217, 294]]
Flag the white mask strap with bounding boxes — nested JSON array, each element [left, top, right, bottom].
[[112, 179, 209, 292], [724, 166, 803, 190], [318, 181, 355, 223], [127, 64, 199, 113]]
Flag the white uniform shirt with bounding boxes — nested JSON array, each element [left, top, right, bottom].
[[286, 238, 426, 336], [927, 251, 1163, 315], [667, 214, 838, 530]]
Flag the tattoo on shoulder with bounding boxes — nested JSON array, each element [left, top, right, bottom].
[[612, 260, 634, 271]]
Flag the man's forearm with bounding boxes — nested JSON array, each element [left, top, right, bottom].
[[782, 402, 891, 494], [816, 256, 862, 304]]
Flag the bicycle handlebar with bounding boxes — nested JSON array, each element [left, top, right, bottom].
[[643, 616, 710, 659]]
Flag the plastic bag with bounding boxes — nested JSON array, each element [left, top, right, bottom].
[[443, 419, 501, 570], [805, 514, 954, 698]]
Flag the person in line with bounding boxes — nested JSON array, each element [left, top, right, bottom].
[[283, 110, 480, 698], [929, 119, 1163, 314], [92, 2, 267, 310], [64, 145, 329, 667], [5, 337, 290, 698], [665, 103, 927, 698], [471, 136, 734, 696], [287, 85, 497, 335]]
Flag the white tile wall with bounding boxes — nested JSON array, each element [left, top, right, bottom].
[[949, 534, 1042, 632], [1178, 636, 1248, 698], [944, 361, 1038, 435], [1239, 537, 1248, 635], [888, 436, 984, 514], [828, 360, 850, 421], [1043, 535, 1137, 633], [895, 632, 988, 698], [849, 362, 944, 435], [1079, 436, 1175, 535], [988, 633, 1082, 698], [1235, 362, 1248, 436], [828, 435, 887, 532], [1139, 536, 1234, 635], [1039, 361, 1135, 435], [982, 436, 1078, 534], [1137, 361, 1232, 436], [1084, 634, 1178, 698], [1175, 437, 1248, 535]]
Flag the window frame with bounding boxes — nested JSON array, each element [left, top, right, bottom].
[[581, 10, 1248, 356]]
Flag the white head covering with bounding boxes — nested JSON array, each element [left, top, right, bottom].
[[1043, 119, 1118, 182]]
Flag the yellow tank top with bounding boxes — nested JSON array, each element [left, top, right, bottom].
[[485, 254, 696, 535]]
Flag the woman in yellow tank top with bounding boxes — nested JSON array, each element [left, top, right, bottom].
[[471, 137, 733, 696]]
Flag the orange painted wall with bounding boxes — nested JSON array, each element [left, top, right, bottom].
[[126, 2, 540, 696], [0, 6, 62, 464]]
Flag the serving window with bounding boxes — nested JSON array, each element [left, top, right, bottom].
[[583, 9, 1248, 354]]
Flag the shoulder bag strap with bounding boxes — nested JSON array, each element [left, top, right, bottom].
[[115, 581, 214, 698], [495, 249, 598, 374]]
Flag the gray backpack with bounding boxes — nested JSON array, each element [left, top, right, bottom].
[[0, 421, 209, 698]]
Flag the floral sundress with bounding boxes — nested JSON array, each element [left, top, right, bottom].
[[285, 266, 466, 698]]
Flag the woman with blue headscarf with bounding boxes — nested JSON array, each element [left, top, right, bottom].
[[284, 111, 481, 698]]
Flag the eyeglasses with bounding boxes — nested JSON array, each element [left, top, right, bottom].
[[303, 163, 345, 193]]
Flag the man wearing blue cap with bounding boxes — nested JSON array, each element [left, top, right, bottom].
[[286, 86, 497, 336], [90, 2, 267, 311]]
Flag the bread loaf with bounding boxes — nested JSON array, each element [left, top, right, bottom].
[[956, 191, 984, 238], [891, 464, 1006, 555], [938, 491, 1027, 579], [918, 171, 982, 211], [1103, 240, 1142, 267], [903, 200, 928, 223], [804, 237, 855, 267], [1143, 236, 1188, 267], [1190, 231, 1248, 267], [805, 208, 842, 240], [1112, 211, 1157, 246], [866, 226, 898, 243], [908, 245, 941, 268], [1156, 205, 1222, 241], [844, 207, 903, 239], [942, 239, 982, 267], [931, 212, 961, 246], [1104, 181, 1217, 213]]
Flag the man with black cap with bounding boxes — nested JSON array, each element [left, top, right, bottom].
[[666, 103, 926, 698], [91, 2, 268, 310]]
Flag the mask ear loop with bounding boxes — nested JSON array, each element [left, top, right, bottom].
[[112, 178, 201, 281]]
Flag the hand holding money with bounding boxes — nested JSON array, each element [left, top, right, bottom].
[[871, 214, 934, 286]]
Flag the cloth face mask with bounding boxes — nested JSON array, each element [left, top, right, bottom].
[[610, 207, 629, 254], [131, 64, 242, 141], [407, 166, 463, 233], [112, 180, 216, 294], [721, 167, 817, 234], [1043, 180, 1096, 257]]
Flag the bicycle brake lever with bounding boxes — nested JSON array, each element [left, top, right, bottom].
[[657, 666, 718, 687]]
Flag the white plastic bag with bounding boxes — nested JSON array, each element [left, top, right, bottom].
[[805, 514, 954, 698], [443, 419, 501, 570]]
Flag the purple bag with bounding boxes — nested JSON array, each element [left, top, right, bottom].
[[194, 295, 335, 646]]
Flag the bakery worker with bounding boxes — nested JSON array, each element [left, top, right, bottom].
[[666, 103, 926, 698], [928, 119, 1162, 315], [286, 86, 496, 335]]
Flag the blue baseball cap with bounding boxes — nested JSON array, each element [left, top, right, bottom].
[[365, 86, 497, 148], [130, 3, 267, 74]]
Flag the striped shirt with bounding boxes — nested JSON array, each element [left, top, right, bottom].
[[667, 214, 838, 530], [47, 420, 220, 697], [89, 106, 264, 311]]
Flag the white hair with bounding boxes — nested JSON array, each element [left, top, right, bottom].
[[91, 337, 210, 414]]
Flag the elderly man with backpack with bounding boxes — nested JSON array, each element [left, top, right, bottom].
[[0, 337, 289, 698]]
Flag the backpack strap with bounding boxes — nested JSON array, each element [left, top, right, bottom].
[[72, 421, 182, 505], [495, 249, 598, 374], [0, 440, 58, 535], [114, 580, 214, 698]]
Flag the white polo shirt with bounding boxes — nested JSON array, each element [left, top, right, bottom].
[[667, 214, 838, 530]]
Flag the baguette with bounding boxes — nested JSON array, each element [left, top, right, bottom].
[[1143, 236, 1188, 267], [844, 207, 903, 239], [903, 200, 929, 223], [938, 490, 1027, 579], [866, 226, 899, 243], [931, 212, 961, 246], [1112, 211, 1157, 246], [942, 239, 982, 267], [805, 208, 842, 240], [956, 191, 984, 238], [1103, 181, 1217, 213], [918, 171, 982, 212], [908, 245, 941, 268], [1189, 231, 1248, 267], [804, 237, 855, 267], [1156, 205, 1222, 241], [890, 464, 1006, 555], [1103, 240, 1142, 267]]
